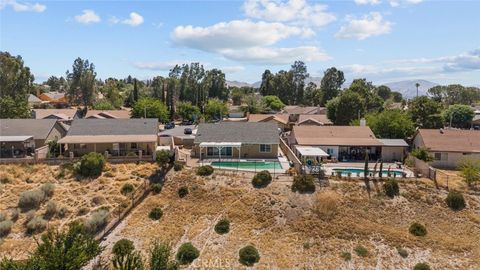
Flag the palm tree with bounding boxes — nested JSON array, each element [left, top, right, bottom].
[[415, 82, 420, 97]]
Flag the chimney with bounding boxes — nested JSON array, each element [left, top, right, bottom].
[[360, 118, 366, 127]]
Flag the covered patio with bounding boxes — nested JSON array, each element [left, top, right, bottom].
[[0, 136, 35, 158], [198, 142, 242, 161], [295, 146, 329, 174]]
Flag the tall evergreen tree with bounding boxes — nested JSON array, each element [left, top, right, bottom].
[[320, 67, 345, 106]]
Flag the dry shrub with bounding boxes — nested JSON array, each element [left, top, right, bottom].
[[313, 191, 341, 220], [10, 208, 19, 222], [0, 212, 6, 222], [0, 220, 13, 237], [84, 209, 109, 234], [40, 183, 55, 197], [92, 196, 106, 206], [18, 189, 45, 210], [26, 216, 47, 234], [44, 201, 57, 219]]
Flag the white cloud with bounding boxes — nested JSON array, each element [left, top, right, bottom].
[[335, 12, 392, 40], [74, 9, 100, 24], [243, 0, 336, 27], [134, 60, 212, 71], [0, 0, 46, 12], [389, 0, 423, 7], [221, 46, 330, 64], [354, 0, 381, 5], [172, 20, 312, 51], [221, 66, 245, 73], [121, 12, 144, 26]]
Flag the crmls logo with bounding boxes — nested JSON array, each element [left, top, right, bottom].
[[191, 258, 234, 269]]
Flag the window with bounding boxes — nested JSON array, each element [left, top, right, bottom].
[[434, 153, 441, 160], [74, 144, 87, 149], [207, 147, 218, 156], [259, 144, 271, 153], [131, 143, 138, 149]]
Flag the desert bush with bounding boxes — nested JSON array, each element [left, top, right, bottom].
[[76, 152, 105, 178], [397, 247, 408, 258], [291, 174, 316, 193], [414, 262, 431, 270], [40, 183, 55, 197], [239, 245, 260, 266], [0, 220, 13, 237], [45, 201, 57, 219], [10, 209, 19, 222], [0, 213, 6, 222], [112, 239, 135, 257], [313, 191, 340, 220], [77, 207, 89, 216], [354, 245, 368, 257], [196, 165, 214, 176], [149, 207, 163, 220], [445, 191, 466, 211], [25, 210, 36, 223], [409, 222, 427, 236], [58, 206, 68, 218], [84, 209, 109, 234], [151, 183, 162, 194], [383, 179, 399, 198], [174, 161, 183, 171], [26, 216, 47, 234], [340, 252, 351, 261], [18, 189, 45, 210], [149, 241, 178, 270], [121, 183, 134, 196], [91, 196, 106, 206], [252, 170, 272, 188], [178, 186, 189, 198], [176, 242, 199, 265], [214, 219, 230, 234]]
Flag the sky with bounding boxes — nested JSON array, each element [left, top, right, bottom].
[[1, 0, 479, 85]]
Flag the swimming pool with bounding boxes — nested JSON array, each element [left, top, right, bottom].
[[333, 168, 406, 177], [211, 161, 283, 170]]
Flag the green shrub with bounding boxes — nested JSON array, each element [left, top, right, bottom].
[[151, 183, 162, 194], [445, 191, 466, 211], [121, 183, 134, 195], [178, 186, 189, 198], [25, 210, 36, 223], [149, 241, 178, 270], [413, 262, 430, 270], [176, 242, 199, 265], [383, 179, 400, 198], [252, 170, 272, 188], [0, 220, 13, 237], [340, 252, 351, 261], [409, 222, 427, 237], [214, 219, 230, 234], [44, 201, 57, 219], [239, 245, 260, 266], [84, 209, 109, 234], [40, 183, 55, 197], [18, 189, 45, 210], [397, 247, 408, 258], [291, 174, 316, 193], [10, 209, 19, 222], [174, 162, 183, 171], [149, 207, 163, 220], [26, 216, 47, 234], [77, 152, 105, 178], [354, 245, 368, 257], [112, 239, 135, 257], [196, 165, 214, 176]]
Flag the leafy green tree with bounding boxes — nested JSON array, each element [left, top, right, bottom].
[[133, 78, 139, 103], [101, 78, 124, 108], [92, 100, 115, 110], [326, 90, 365, 125], [45, 76, 67, 92], [149, 241, 178, 270], [176, 101, 200, 121], [262, 95, 285, 111], [348, 79, 383, 112], [259, 70, 275, 96], [0, 96, 30, 118], [0, 51, 34, 99], [376, 85, 392, 100], [291, 61, 309, 104], [132, 98, 169, 122], [204, 98, 228, 120], [151, 76, 166, 101], [203, 68, 228, 102], [241, 94, 265, 114], [320, 67, 345, 106], [113, 239, 135, 257], [391, 91, 403, 102], [156, 150, 171, 172], [66, 57, 97, 106], [358, 110, 415, 139], [443, 104, 475, 128], [428, 84, 480, 105], [175, 243, 199, 265], [304, 82, 323, 106], [411, 147, 433, 162], [458, 158, 480, 187], [408, 96, 444, 128]]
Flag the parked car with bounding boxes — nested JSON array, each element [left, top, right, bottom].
[[181, 119, 194, 125], [164, 122, 175, 129], [184, 128, 192, 134]]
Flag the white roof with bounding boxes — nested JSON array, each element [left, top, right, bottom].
[[199, 142, 242, 147], [0, 136, 34, 142], [379, 139, 409, 147], [295, 146, 329, 157], [156, 146, 171, 151]]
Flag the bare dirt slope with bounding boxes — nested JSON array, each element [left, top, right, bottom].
[[100, 168, 480, 269], [0, 163, 158, 260]]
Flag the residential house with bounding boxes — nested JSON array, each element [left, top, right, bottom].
[[412, 129, 480, 168], [247, 114, 290, 130], [473, 107, 480, 129], [32, 109, 80, 121], [85, 110, 131, 119], [192, 122, 279, 160], [28, 94, 43, 107], [58, 119, 158, 159], [282, 106, 326, 115], [0, 119, 67, 157], [289, 126, 406, 162], [37, 91, 68, 104], [378, 139, 408, 162], [297, 114, 333, 126]]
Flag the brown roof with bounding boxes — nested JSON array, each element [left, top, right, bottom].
[[292, 126, 382, 146], [297, 114, 332, 125], [415, 129, 480, 153], [85, 110, 131, 119], [58, 135, 156, 144], [283, 106, 326, 115], [33, 109, 78, 120], [248, 114, 289, 125]]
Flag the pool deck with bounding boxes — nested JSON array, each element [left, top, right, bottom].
[[199, 158, 288, 173], [323, 162, 414, 178]]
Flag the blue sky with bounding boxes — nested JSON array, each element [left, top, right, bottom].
[[1, 0, 479, 85]]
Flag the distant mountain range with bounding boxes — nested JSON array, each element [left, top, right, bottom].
[[226, 78, 441, 99]]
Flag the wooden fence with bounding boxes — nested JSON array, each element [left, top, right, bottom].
[[279, 137, 301, 172]]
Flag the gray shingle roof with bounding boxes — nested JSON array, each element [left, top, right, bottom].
[[0, 119, 58, 140], [194, 122, 279, 144], [65, 119, 158, 136]]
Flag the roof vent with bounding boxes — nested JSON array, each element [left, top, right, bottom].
[[439, 128, 444, 134]]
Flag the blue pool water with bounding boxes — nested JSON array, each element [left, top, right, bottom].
[[211, 161, 283, 170], [333, 168, 405, 177]]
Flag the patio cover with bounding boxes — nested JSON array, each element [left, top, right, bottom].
[[0, 136, 33, 142], [199, 142, 242, 147], [296, 146, 329, 157]]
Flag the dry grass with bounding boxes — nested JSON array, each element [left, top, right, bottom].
[[100, 168, 480, 269], [436, 169, 469, 191], [0, 162, 158, 260]]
